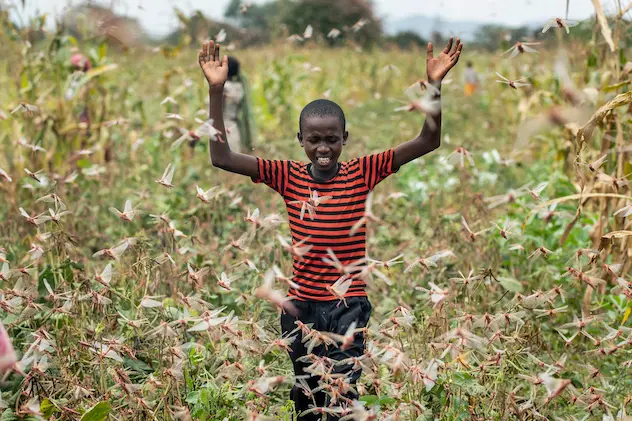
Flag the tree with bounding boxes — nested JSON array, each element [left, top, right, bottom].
[[387, 31, 427, 50], [222, 0, 285, 43], [163, 8, 259, 47], [61, 3, 146, 48], [1, 7, 22, 41], [224, 0, 242, 19], [279, 0, 383, 47], [430, 30, 447, 47], [473, 24, 507, 51], [474, 24, 534, 51]]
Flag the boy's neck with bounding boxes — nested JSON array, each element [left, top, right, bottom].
[[309, 163, 340, 182]]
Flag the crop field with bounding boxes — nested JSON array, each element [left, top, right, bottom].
[[1, 3, 632, 421]]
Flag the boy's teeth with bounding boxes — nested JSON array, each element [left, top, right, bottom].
[[317, 157, 330, 165]]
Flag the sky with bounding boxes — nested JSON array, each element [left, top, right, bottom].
[[5, 0, 612, 38]]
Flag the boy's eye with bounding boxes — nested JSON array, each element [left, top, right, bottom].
[[307, 136, 339, 143]]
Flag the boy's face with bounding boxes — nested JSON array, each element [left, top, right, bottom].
[[297, 115, 348, 172]]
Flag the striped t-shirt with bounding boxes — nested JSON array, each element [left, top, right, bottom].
[[252, 149, 399, 301]]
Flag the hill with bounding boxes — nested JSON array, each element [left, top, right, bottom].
[[384, 14, 541, 41]]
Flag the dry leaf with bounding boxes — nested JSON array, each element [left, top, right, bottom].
[[576, 91, 632, 153], [591, 0, 615, 52], [598, 230, 632, 250]]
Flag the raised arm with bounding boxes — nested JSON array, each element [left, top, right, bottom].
[[393, 37, 462, 169], [199, 41, 258, 178]]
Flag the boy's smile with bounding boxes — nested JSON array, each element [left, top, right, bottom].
[[298, 115, 348, 180]]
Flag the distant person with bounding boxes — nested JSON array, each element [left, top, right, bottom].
[[463, 60, 479, 96], [223, 56, 254, 153]]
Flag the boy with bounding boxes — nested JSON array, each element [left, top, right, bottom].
[[198, 38, 462, 419]]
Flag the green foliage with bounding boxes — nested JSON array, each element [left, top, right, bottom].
[[279, 0, 383, 47], [224, 0, 243, 19], [223, 1, 286, 44], [473, 24, 534, 51], [186, 384, 239, 420], [386, 31, 427, 50], [164, 9, 245, 47], [80, 401, 112, 421]]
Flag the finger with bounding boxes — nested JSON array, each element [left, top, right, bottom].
[[214, 43, 219, 62], [222, 55, 229, 67], [198, 50, 205, 66], [443, 37, 453, 54], [450, 39, 461, 56], [452, 42, 463, 59], [427, 42, 434, 59], [206, 41, 212, 62], [210, 41, 216, 62], [451, 51, 461, 64]]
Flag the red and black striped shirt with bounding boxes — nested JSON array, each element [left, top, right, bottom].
[[252, 149, 399, 301]]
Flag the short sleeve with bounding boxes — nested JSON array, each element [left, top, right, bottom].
[[359, 148, 399, 191], [251, 158, 291, 196]]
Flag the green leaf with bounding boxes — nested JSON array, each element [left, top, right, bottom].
[[58, 259, 82, 283], [378, 396, 397, 406], [199, 388, 209, 404], [359, 395, 378, 405], [75, 64, 119, 90], [0, 408, 17, 421], [498, 276, 523, 293], [20, 73, 29, 90], [452, 371, 472, 385], [452, 371, 486, 396], [185, 391, 199, 405], [40, 398, 56, 418], [67, 35, 78, 47], [602, 80, 631, 92], [38, 265, 54, 296], [77, 159, 91, 169], [622, 307, 631, 325], [80, 401, 111, 421], [123, 357, 152, 373], [98, 43, 107, 61]]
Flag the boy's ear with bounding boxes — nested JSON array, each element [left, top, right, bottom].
[[343, 131, 348, 145], [297, 132, 303, 146]]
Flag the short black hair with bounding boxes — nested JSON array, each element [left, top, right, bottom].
[[227, 56, 240, 80], [299, 99, 346, 133]]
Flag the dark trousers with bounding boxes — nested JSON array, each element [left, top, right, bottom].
[[280, 296, 372, 421]]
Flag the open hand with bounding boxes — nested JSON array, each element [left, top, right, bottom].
[[199, 41, 228, 89], [427, 37, 462, 83]]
